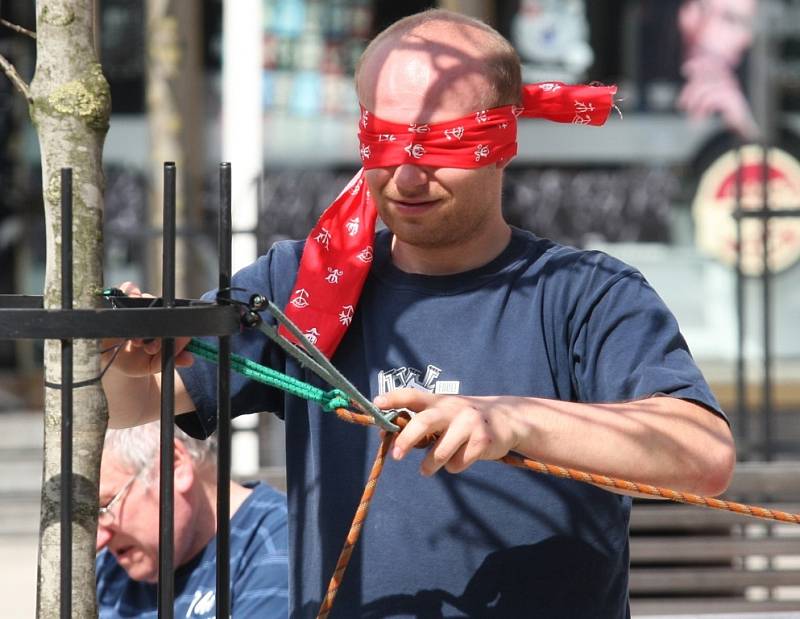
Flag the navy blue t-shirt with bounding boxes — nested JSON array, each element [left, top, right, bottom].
[[178, 227, 724, 619], [96, 482, 289, 618]]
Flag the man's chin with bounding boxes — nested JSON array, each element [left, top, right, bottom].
[[126, 568, 159, 584], [389, 228, 445, 250], [119, 556, 158, 583], [388, 219, 462, 250]]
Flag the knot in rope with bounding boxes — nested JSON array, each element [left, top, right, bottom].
[[321, 389, 351, 412]]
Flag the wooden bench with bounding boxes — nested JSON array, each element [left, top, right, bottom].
[[630, 462, 800, 615]]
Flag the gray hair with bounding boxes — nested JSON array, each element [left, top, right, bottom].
[[104, 421, 217, 481]]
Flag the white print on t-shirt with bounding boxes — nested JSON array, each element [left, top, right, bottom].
[[186, 589, 215, 617], [378, 365, 460, 396]]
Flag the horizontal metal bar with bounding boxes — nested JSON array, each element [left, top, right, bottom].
[[0, 295, 44, 308], [631, 598, 800, 615], [630, 567, 800, 593], [631, 536, 800, 561], [630, 503, 800, 529], [733, 208, 800, 219], [0, 305, 240, 339], [0, 295, 203, 309]]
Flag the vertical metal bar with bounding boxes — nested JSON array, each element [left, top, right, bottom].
[[760, 144, 773, 460], [733, 145, 748, 459], [216, 162, 232, 618], [158, 162, 177, 618], [256, 172, 263, 255], [59, 168, 73, 619]]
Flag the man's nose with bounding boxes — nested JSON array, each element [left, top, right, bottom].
[[393, 164, 429, 192], [96, 523, 113, 552]]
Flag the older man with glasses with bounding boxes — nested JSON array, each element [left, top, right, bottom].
[[95, 421, 289, 618]]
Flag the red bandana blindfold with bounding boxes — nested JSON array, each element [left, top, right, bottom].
[[280, 82, 617, 357]]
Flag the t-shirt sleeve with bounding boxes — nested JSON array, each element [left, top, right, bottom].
[[176, 248, 291, 439], [570, 268, 726, 421]]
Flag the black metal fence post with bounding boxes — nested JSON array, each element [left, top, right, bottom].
[[158, 162, 177, 618], [759, 144, 774, 461], [734, 146, 749, 459], [59, 168, 73, 619], [733, 143, 800, 460], [216, 162, 233, 618], [0, 161, 241, 618]]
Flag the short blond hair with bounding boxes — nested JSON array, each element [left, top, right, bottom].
[[355, 9, 521, 109]]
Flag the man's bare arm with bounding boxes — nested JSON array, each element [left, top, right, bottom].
[[100, 281, 198, 428], [102, 365, 196, 429], [379, 390, 735, 497]]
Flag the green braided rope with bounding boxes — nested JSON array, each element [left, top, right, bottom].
[[186, 338, 350, 412]]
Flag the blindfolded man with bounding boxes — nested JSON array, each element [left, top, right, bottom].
[[104, 9, 734, 617]]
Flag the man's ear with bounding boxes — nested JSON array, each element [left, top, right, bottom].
[[173, 439, 195, 494]]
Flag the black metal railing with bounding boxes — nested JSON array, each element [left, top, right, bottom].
[[0, 162, 237, 618], [734, 142, 800, 460]]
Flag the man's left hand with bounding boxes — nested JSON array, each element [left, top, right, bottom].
[[373, 389, 519, 476]]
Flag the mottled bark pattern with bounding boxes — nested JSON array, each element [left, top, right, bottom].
[[29, 1, 111, 617], [147, 0, 202, 296]]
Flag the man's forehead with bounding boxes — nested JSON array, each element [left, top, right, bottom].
[[359, 45, 493, 124], [99, 451, 134, 488]]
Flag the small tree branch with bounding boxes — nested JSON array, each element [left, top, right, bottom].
[[1, 18, 36, 39], [0, 52, 32, 102]]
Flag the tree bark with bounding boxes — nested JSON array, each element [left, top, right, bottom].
[[146, 0, 203, 296], [29, 1, 111, 617]]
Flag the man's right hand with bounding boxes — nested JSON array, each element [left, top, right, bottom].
[[102, 281, 194, 377], [101, 282, 197, 428]]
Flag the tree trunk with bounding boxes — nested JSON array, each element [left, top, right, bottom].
[[146, 0, 203, 296], [29, 1, 111, 617]]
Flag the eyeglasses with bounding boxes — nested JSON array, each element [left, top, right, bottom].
[[98, 473, 138, 527]]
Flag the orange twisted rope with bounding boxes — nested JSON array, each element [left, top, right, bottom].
[[317, 430, 394, 619], [500, 454, 800, 524], [317, 406, 800, 618]]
